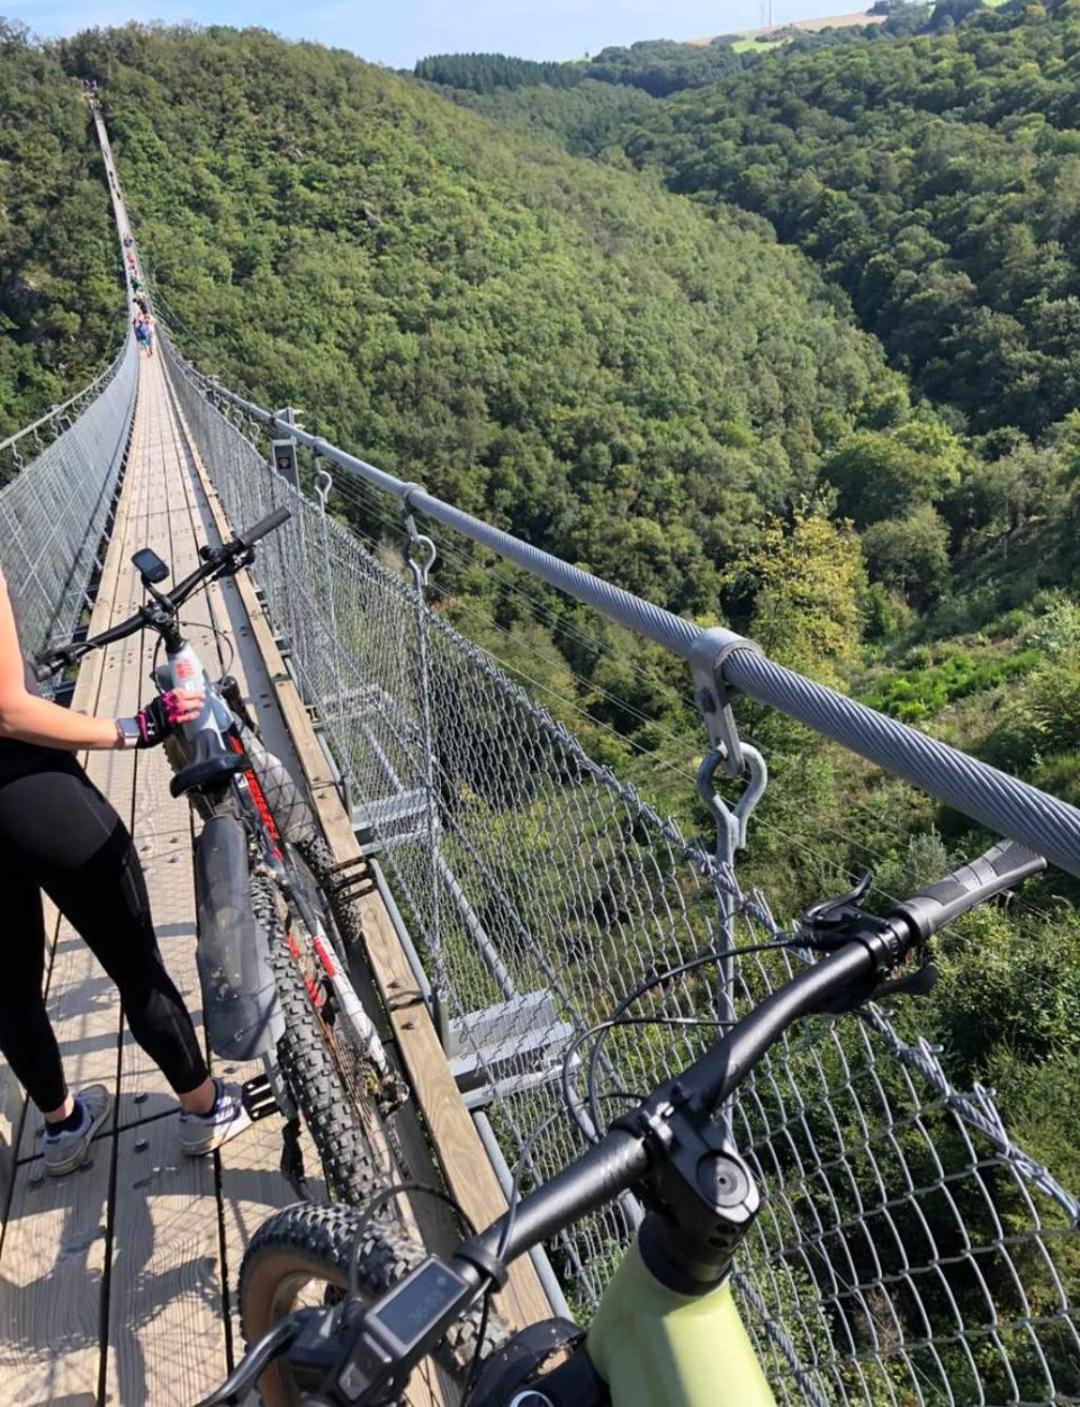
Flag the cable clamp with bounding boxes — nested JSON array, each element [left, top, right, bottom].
[[398, 496, 437, 587], [689, 627, 763, 778], [690, 628, 767, 859]]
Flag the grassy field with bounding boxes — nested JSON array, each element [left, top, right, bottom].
[[691, 9, 887, 47], [731, 36, 785, 52]]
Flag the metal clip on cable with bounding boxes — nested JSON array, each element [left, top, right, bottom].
[[400, 504, 437, 590], [315, 465, 334, 513], [690, 627, 768, 862]]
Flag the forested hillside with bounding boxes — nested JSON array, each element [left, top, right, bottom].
[[0, 14, 1070, 1213], [0, 23, 122, 436], [62, 23, 907, 620], [621, 3, 1080, 438], [434, 3, 1080, 439]]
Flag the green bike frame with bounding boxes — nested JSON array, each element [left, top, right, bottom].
[[586, 1237, 777, 1407]]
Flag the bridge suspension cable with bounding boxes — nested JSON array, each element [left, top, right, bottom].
[[181, 368, 1080, 880]]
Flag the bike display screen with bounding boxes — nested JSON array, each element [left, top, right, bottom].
[[132, 546, 170, 583], [370, 1258, 470, 1352]]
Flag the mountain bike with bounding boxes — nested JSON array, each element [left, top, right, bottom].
[[196, 837, 1045, 1407], [36, 506, 406, 1206]]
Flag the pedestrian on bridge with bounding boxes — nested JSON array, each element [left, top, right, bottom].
[[0, 569, 252, 1176], [133, 313, 154, 357]]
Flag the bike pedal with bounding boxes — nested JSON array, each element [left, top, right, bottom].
[[241, 1073, 282, 1123], [324, 857, 373, 888]]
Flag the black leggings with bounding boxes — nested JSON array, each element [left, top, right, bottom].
[[0, 748, 208, 1112]]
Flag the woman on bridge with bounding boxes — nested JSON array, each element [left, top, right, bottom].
[[0, 568, 252, 1176]]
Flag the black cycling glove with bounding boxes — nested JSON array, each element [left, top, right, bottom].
[[117, 690, 192, 749]]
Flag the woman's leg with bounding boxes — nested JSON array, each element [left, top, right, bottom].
[[0, 864, 68, 1115], [0, 756, 212, 1102]]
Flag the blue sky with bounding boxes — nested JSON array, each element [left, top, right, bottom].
[[8, 1, 868, 68]]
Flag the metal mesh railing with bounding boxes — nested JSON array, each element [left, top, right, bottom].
[[0, 337, 137, 663], [167, 341, 1078, 1407]]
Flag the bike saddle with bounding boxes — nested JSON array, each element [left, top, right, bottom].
[[170, 732, 249, 798]]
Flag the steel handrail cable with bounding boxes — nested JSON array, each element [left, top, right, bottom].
[[170, 367, 1080, 879]]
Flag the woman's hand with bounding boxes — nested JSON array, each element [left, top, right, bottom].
[[130, 688, 205, 747]]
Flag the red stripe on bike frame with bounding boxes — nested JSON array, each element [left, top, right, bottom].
[[228, 733, 283, 859], [287, 930, 326, 1009], [304, 972, 325, 1008], [312, 936, 337, 978]]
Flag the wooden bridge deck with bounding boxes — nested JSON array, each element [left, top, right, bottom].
[[0, 351, 322, 1405]]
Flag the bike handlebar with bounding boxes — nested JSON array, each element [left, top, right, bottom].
[[234, 504, 291, 547], [33, 508, 291, 678], [198, 827, 1046, 1404], [458, 837, 1045, 1274]]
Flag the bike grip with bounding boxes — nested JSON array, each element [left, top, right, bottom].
[[891, 839, 1046, 942], [33, 642, 81, 680], [236, 505, 290, 546], [32, 654, 63, 682]]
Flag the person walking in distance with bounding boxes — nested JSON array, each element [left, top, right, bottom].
[[0, 564, 252, 1175], [133, 312, 154, 357]]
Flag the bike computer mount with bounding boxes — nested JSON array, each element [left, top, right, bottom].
[[131, 546, 169, 585]]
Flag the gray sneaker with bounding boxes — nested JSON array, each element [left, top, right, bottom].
[[179, 1078, 252, 1156], [42, 1084, 112, 1177]]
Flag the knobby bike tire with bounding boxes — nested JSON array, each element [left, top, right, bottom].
[[239, 1201, 509, 1407], [251, 875, 383, 1207], [293, 831, 365, 952], [285, 835, 410, 1120]]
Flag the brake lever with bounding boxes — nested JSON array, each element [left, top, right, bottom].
[[194, 1308, 318, 1407], [34, 643, 80, 680], [873, 960, 939, 1002], [797, 868, 875, 951]]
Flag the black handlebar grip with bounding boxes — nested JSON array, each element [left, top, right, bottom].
[[892, 839, 1046, 942], [236, 505, 291, 547], [32, 656, 62, 682]]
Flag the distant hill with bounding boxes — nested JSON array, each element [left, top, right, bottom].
[[0, 23, 122, 437]]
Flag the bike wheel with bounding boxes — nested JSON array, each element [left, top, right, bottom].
[[239, 1202, 508, 1407], [252, 876, 384, 1207], [292, 831, 365, 951]]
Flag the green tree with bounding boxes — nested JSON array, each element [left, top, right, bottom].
[[861, 504, 951, 607], [820, 429, 949, 526], [741, 510, 866, 681]]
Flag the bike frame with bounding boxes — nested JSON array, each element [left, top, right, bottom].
[[159, 625, 396, 1092], [585, 1239, 775, 1407]]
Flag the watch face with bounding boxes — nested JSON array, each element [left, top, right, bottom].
[[118, 717, 141, 748]]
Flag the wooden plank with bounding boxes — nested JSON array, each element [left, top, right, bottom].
[[172, 370, 553, 1333], [103, 355, 231, 1404], [166, 370, 470, 1405]]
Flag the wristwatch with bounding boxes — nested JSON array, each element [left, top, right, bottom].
[[115, 717, 140, 750]]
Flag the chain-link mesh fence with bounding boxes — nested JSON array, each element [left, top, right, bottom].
[[0, 337, 137, 664], [167, 341, 1078, 1407]]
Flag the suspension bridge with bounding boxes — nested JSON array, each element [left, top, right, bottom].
[[0, 100, 1075, 1405]]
